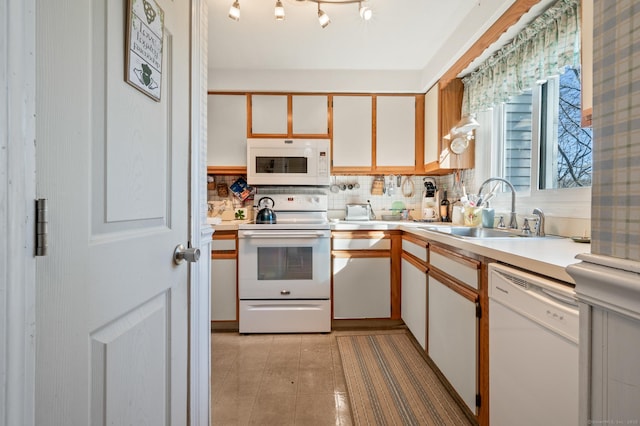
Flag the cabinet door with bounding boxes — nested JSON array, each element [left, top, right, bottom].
[[207, 94, 247, 167], [401, 257, 427, 349], [424, 83, 439, 166], [333, 256, 390, 319], [292, 95, 329, 135], [332, 96, 373, 168], [376, 96, 415, 168], [211, 258, 237, 321], [428, 276, 477, 414], [250, 94, 288, 135]]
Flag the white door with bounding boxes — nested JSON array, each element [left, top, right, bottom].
[[35, 0, 192, 424]]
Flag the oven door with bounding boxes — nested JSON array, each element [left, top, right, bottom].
[[238, 230, 330, 299]]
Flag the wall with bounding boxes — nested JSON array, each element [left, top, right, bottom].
[[591, 0, 640, 260], [207, 175, 449, 221]]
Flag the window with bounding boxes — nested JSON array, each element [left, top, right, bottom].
[[477, 66, 592, 218], [496, 66, 592, 192]]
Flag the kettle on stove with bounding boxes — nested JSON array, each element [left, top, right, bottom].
[[255, 197, 277, 224]]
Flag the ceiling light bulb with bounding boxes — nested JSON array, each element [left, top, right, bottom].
[[359, 3, 372, 20], [274, 0, 285, 21], [228, 0, 240, 21], [317, 6, 330, 28]]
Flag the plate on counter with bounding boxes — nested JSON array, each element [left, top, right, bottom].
[[571, 236, 591, 243]]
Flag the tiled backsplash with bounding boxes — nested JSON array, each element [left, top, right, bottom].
[[208, 174, 452, 219], [326, 175, 433, 219]]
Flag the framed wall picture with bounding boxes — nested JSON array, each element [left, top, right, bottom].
[[125, 0, 164, 101]]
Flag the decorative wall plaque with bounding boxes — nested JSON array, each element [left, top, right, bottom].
[[126, 0, 164, 101]]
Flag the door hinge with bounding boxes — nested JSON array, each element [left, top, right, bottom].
[[35, 198, 48, 256], [476, 394, 481, 407], [476, 302, 482, 318]]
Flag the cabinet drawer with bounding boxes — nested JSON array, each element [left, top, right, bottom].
[[429, 246, 479, 290], [402, 238, 427, 262], [212, 239, 236, 251], [333, 238, 390, 251]]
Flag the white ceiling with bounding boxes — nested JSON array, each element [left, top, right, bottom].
[[206, 0, 547, 92]]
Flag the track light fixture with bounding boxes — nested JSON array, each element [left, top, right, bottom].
[[317, 3, 331, 28], [227, 0, 374, 26], [274, 0, 285, 21], [359, 2, 372, 20], [228, 0, 240, 21]]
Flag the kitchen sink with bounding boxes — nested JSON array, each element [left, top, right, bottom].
[[421, 226, 561, 239], [423, 226, 517, 238]]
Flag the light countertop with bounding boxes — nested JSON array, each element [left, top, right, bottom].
[[211, 219, 590, 284]]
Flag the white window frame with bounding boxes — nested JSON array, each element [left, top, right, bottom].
[[475, 80, 591, 219]]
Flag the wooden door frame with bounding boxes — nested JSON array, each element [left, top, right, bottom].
[[1, 1, 210, 425]]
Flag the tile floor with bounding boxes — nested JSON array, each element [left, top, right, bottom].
[[211, 331, 355, 425]]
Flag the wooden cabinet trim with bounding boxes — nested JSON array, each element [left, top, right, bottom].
[[207, 165, 247, 175], [402, 251, 428, 273], [332, 231, 389, 240], [429, 268, 478, 303], [402, 233, 429, 247], [439, 0, 541, 89], [332, 250, 390, 259], [212, 230, 238, 240], [211, 251, 237, 259], [430, 245, 481, 270]]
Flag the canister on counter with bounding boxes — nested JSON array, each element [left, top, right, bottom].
[[482, 208, 495, 228]]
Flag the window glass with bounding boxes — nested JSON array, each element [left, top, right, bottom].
[[499, 66, 592, 192], [503, 91, 533, 192], [257, 247, 312, 280], [544, 68, 593, 189]]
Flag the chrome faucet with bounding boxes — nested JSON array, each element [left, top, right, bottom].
[[477, 178, 518, 229], [532, 208, 545, 237]]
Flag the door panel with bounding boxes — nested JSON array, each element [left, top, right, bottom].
[[90, 294, 168, 425], [36, 0, 190, 424]]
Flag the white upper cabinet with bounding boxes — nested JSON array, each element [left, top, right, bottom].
[[376, 96, 416, 168], [424, 83, 439, 166], [207, 94, 247, 167], [332, 96, 373, 168], [250, 94, 288, 135], [250, 94, 329, 136], [292, 95, 329, 135]]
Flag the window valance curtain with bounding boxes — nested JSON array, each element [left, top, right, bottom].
[[461, 0, 580, 114]]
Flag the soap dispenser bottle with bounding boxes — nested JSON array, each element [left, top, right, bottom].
[[439, 190, 450, 222]]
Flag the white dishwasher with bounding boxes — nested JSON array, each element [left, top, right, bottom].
[[489, 263, 579, 426]]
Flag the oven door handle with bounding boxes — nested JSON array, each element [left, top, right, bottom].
[[241, 231, 328, 239]]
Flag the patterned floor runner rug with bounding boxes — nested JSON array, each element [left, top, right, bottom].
[[337, 332, 472, 426]]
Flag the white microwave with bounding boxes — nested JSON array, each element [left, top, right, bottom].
[[246, 138, 330, 186]]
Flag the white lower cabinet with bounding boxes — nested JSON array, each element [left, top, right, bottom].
[[210, 258, 236, 321], [428, 275, 478, 414], [401, 257, 427, 349], [333, 256, 390, 319]]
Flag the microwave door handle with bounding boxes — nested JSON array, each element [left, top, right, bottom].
[[242, 231, 326, 238]]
